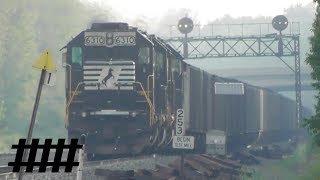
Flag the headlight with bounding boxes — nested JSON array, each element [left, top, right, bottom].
[[131, 112, 137, 117], [81, 112, 87, 117]]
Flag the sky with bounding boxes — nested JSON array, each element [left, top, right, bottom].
[[86, 0, 313, 24]]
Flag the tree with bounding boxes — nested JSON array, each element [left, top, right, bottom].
[[0, 101, 6, 129], [0, 0, 39, 133], [304, 0, 320, 145], [0, 0, 94, 136]]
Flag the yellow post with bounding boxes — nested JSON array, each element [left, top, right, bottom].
[[18, 50, 56, 180]]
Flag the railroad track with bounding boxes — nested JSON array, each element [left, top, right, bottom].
[[0, 153, 15, 166], [0, 153, 252, 180], [0, 153, 15, 180], [181, 155, 243, 179], [0, 153, 15, 158], [0, 151, 72, 180], [0, 166, 12, 174], [0, 154, 157, 180], [85, 154, 154, 167], [200, 154, 241, 169], [0, 166, 56, 180], [93, 154, 252, 179], [0, 165, 15, 180]]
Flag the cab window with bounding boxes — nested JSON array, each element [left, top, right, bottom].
[[172, 57, 180, 73], [71, 47, 82, 65], [138, 47, 150, 64], [155, 52, 164, 71]]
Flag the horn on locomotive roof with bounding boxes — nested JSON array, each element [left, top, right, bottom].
[[90, 22, 129, 30]]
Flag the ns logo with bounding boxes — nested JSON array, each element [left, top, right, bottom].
[[100, 68, 115, 87]]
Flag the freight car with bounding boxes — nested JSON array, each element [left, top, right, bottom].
[[62, 22, 184, 159], [182, 62, 305, 154]]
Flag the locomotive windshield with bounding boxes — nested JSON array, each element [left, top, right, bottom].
[[82, 46, 139, 62], [79, 29, 152, 65]]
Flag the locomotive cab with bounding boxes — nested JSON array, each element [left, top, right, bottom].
[[66, 22, 153, 118]]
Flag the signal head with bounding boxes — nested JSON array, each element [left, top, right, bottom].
[[178, 17, 194, 34], [272, 15, 288, 31]]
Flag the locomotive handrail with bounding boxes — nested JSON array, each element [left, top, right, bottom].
[[65, 82, 84, 127], [147, 75, 154, 126], [135, 82, 155, 127], [66, 82, 84, 110], [66, 64, 72, 99], [171, 70, 176, 120], [147, 75, 153, 99]]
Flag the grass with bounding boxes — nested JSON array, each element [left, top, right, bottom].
[[241, 143, 320, 180]]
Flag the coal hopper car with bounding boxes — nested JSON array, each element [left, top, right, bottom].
[[182, 62, 300, 154]]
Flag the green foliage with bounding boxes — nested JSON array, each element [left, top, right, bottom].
[[304, 3, 320, 146], [0, 132, 21, 152], [0, 0, 38, 133], [242, 142, 320, 180], [0, 0, 116, 151], [0, 101, 6, 128], [0, 0, 92, 148]]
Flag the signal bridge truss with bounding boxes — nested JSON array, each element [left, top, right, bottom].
[[165, 34, 299, 59], [163, 22, 302, 126]]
